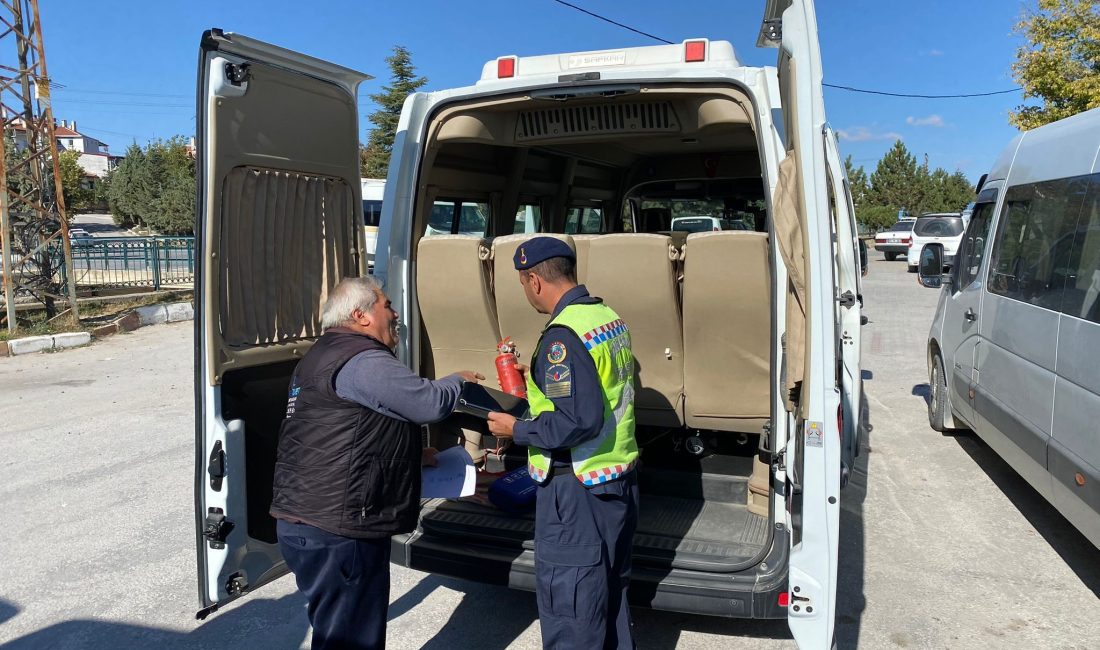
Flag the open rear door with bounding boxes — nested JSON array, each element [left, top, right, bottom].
[[760, 1, 841, 647], [194, 30, 369, 618]]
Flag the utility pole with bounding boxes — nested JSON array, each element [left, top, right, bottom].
[[0, 0, 79, 332]]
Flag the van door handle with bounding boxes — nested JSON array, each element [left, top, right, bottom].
[[965, 308, 976, 322]]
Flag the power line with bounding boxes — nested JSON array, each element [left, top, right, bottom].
[[551, 0, 673, 45], [550, 0, 1023, 100], [55, 87, 190, 99], [822, 84, 1020, 99]]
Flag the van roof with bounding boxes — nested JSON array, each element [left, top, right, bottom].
[[988, 107, 1100, 185], [477, 40, 741, 85]]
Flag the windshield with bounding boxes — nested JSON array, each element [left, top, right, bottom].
[[914, 217, 964, 237]]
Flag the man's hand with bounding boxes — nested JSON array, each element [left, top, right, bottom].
[[497, 364, 529, 391], [422, 446, 439, 467], [457, 371, 485, 383], [487, 411, 517, 438]]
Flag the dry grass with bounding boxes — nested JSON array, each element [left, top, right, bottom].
[[0, 290, 192, 341]]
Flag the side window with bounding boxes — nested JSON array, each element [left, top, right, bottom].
[[987, 177, 1088, 311], [564, 207, 602, 234], [513, 204, 541, 234], [1060, 173, 1100, 322], [362, 200, 382, 228], [955, 201, 995, 289], [424, 200, 491, 237]]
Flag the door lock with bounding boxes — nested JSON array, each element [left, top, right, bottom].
[[965, 308, 976, 322]]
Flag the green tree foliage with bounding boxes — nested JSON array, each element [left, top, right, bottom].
[[362, 46, 427, 178], [1010, 0, 1100, 130], [844, 155, 870, 210], [104, 137, 194, 234], [858, 140, 974, 232], [58, 149, 93, 213]]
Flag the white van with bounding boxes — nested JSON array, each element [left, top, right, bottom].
[[361, 177, 385, 269], [919, 106, 1100, 549], [193, 2, 862, 646]]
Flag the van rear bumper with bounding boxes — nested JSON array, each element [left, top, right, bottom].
[[391, 527, 791, 620]]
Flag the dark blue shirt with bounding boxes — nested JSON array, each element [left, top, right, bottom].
[[512, 285, 605, 453]]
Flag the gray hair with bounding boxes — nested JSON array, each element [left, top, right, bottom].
[[321, 276, 383, 330]]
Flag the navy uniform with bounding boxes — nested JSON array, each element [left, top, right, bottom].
[[510, 238, 640, 650]]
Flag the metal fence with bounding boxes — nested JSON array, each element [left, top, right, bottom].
[[51, 237, 195, 290]]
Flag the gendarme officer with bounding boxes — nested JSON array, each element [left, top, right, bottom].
[[488, 236, 640, 649]]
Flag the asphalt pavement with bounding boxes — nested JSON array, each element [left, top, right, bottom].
[[0, 256, 1098, 649]]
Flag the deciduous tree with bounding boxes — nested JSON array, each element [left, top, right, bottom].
[[1010, 0, 1100, 130]]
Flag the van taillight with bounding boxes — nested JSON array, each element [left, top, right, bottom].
[[497, 57, 516, 78], [778, 592, 790, 607], [685, 40, 706, 62]]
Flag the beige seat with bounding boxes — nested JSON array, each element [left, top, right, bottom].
[[570, 234, 599, 284], [490, 233, 577, 366], [416, 235, 500, 381], [682, 231, 771, 432], [584, 234, 684, 427]]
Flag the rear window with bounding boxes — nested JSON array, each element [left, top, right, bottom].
[[913, 217, 964, 237], [672, 218, 719, 233], [888, 221, 915, 232]]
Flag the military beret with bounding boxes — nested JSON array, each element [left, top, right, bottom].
[[513, 236, 575, 271]]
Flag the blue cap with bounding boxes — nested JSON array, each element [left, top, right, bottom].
[[513, 237, 575, 271]]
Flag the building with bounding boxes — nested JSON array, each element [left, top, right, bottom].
[[7, 117, 123, 178]]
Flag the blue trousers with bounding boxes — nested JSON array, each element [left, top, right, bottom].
[[277, 519, 391, 650], [534, 469, 640, 649]]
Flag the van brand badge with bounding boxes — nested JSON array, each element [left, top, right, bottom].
[[805, 421, 823, 448]]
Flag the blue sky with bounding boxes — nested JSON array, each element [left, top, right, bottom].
[[36, 0, 1032, 182]]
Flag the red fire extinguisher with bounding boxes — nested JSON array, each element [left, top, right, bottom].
[[495, 337, 526, 398]]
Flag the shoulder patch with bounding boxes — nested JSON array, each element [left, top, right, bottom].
[[546, 341, 568, 364], [543, 363, 573, 398]]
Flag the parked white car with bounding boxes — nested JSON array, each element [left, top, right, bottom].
[[873, 219, 915, 261], [906, 213, 964, 272]]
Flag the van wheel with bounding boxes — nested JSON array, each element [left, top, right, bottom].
[[928, 353, 948, 432], [884, 252, 896, 261]]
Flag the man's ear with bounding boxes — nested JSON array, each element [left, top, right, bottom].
[[352, 308, 371, 327], [528, 272, 542, 294]]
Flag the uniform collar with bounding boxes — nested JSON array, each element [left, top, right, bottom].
[[550, 284, 598, 319]]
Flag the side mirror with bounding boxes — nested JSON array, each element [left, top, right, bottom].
[[858, 239, 869, 277], [918, 243, 946, 288]]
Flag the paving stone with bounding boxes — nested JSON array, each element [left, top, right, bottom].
[[8, 335, 53, 355], [91, 323, 118, 338], [116, 311, 141, 332]]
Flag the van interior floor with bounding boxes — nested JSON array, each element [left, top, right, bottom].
[[418, 451, 770, 573]]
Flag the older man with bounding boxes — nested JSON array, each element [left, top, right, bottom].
[[488, 237, 640, 650], [270, 276, 483, 650]]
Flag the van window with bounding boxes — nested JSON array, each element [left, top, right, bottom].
[[955, 202, 995, 289], [513, 204, 541, 234], [987, 176, 1089, 310], [564, 207, 602, 234], [425, 199, 491, 236], [1059, 173, 1100, 322], [363, 199, 382, 228]]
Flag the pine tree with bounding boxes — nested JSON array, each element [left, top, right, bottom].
[[843, 155, 870, 210], [1010, 0, 1100, 130], [362, 46, 427, 178], [868, 140, 919, 215]]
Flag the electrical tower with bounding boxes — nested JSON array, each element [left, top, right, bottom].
[[0, 0, 79, 332]]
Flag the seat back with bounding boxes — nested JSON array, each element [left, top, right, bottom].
[[490, 233, 577, 366], [416, 235, 500, 381], [584, 234, 684, 426], [682, 231, 771, 431]]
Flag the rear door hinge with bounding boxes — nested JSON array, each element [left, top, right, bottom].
[[208, 440, 226, 491], [838, 290, 856, 308], [762, 18, 782, 43]]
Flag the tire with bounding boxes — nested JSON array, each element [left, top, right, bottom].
[[907, 264, 917, 273], [928, 353, 948, 432], [884, 252, 897, 261]]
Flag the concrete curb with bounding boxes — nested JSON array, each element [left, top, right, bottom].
[[1, 301, 193, 357]]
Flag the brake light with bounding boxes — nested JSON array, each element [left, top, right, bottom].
[[497, 56, 516, 78], [778, 592, 790, 607], [908, 240, 913, 248], [685, 40, 706, 63]]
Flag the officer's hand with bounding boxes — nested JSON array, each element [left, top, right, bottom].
[[487, 412, 516, 438], [457, 371, 485, 384], [422, 447, 440, 467]]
